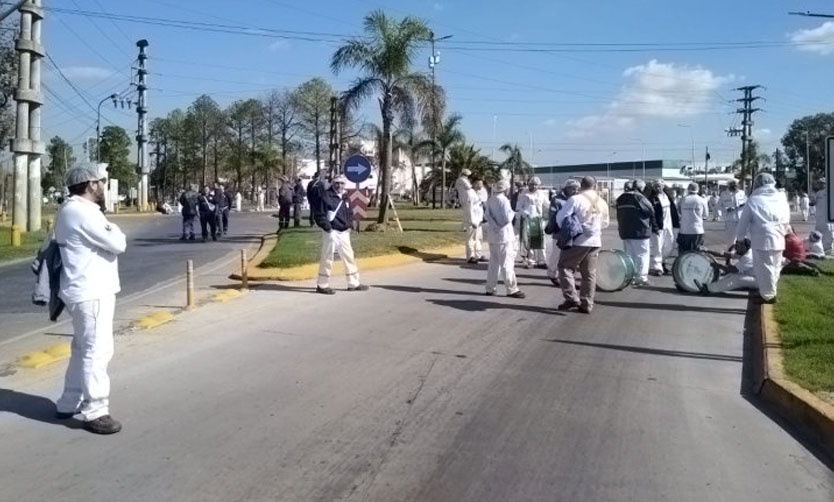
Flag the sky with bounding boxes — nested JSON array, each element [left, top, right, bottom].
[[31, 0, 834, 169]]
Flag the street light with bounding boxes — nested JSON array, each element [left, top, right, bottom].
[[96, 93, 118, 161], [429, 31, 452, 208], [676, 123, 695, 170]]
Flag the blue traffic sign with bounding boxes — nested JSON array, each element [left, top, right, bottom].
[[343, 154, 372, 183]]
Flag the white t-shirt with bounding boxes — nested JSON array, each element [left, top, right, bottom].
[[679, 193, 708, 234]]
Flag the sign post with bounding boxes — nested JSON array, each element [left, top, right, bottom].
[[343, 154, 373, 231]]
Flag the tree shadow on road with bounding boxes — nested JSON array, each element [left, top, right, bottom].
[[131, 235, 262, 247], [426, 298, 566, 316], [0, 388, 83, 430], [544, 338, 742, 363], [594, 299, 747, 315]]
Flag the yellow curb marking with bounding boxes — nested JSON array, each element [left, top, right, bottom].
[[211, 289, 242, 302], [17, 343, 71, 369], [133, 311, 175, 329]]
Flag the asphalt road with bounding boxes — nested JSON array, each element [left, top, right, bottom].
[[0, 209, 280, 346], [1, 220, 832, 502]]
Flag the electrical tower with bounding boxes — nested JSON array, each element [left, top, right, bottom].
[[329, 96, 340, 178], [726, 85, 763, 187]]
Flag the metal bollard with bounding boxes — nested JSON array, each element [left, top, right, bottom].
[[186, 259, 195, 309], [11, 224, 20, 247], [240, 249, 248, 290]]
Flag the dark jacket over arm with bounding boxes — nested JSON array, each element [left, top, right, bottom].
[[314, 188, 351, 232]]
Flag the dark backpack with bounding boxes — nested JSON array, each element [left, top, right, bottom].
[[307, 180, 324, 216]]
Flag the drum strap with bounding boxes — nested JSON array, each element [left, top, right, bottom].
[[580, 192, 601, 215]]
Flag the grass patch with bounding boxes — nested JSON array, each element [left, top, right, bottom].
[[0, 224, 48, 263], [259, 207, 465, 269], [773, 259, 834, 391]]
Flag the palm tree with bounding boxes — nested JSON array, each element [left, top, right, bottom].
[[446, 143, 497, 184], [331, 10, 434, 224], [433, 113, 465, 207], [499, 143, 532, 200], [394, 125, 434, 205]]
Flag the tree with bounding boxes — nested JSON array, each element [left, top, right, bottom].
[[499, 143, 532, 200], [393, 125, 433, 204], [0, 20, 17, 149], [226, 100, 261, 189], [433, 113, 464, 205], [99, 126, 136, 193], [187, 95, 223, 185], [262, 89, 299, 180], [729, 140, 770, 185], [447, 143, 495, 183], [43, 136, 75, 193], [331, 10, 434, 224], [781, 113, 834, 190], [295, 78, 333, 173]]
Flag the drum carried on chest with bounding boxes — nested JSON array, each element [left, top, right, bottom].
[[672, 251, 720, 293], [595, 249, 635, 292], [524, 216, 545, 250]]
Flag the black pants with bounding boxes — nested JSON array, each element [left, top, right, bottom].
[[200, 212, 217, 240], [279, 204, 291, 229], [677, 233, 704, 254], [292, 203, 302, 226]]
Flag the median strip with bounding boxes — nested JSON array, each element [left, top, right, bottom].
[[16, 343, 71, 369]]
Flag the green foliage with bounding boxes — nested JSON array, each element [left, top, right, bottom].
[[781, 113, 834, 190], [0, 20, 17, 148], [295, 78, 334, 169], [99, 126, 137, 191], [774, 259, 834, 391], [0, 225, 47, 262], [43, 136, 75, 193]]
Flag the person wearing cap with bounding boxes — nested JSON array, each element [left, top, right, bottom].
[[734, 172, 791, 303], [516, 176, 550, 269], [646, 179, 680, 276], [719, 180, 747, 245], [314, 175, 369, 294], [484, 179, 525, 298], [544, 179, 580, 286], [805, 230, 827, 259], [53, 162, 126, 435], [811, 179, 833, 254], [197, 185, 218, 242], [556, 176, 610, 314], [616, 179, 657, 287], [677, 182, 709, 253]]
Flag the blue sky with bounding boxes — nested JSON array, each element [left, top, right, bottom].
[[38, 0, 834, 168]]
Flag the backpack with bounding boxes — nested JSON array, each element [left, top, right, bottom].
[[307, 180, 324, 216]]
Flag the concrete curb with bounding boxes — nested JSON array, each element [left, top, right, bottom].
[[756, 303, 834, 458], [229, 231, 465, 282]]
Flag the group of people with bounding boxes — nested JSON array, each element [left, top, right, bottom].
[[178, 182, 234, 242]]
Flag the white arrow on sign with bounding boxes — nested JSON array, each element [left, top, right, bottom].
[[349, 191, 370, 204], [346, 164, 370, 176]]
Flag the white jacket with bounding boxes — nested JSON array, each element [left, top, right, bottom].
[[718, 189, 747, 222], [679, 193, 708, 234], [485, 192, 515, 244], [55, 196, 127, 303], [734, 185, 790, 251], [465, 187, 484, 226], [517, 188, 549, 219], [556, 189, 610, 248]]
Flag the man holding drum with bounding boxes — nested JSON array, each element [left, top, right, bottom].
[[734, 173, 791, 303], [556, 176, 610, 314], [517, 176, 550, 269], [616, 179, 657, 287]]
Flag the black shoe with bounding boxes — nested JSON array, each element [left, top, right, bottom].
[[649, 270, 663, 277], [478, 256, 487, 262], [535, 263, 547, 270], [202, 237, 207, 243], [694, 280, 710, 296], [347, 284, 370, 291], [549, 277, 560, 287], [188, 234, 195, 241], [557, 300, 580, 311], [466, 257, 478, 264], [662, 266, 672, 276], [179, 235, 187, 241], [485, 291, 495, 296], [83, 415, 122, 435], [578, 304, 592, 314], [55, 410, 77, 420], [508, 290, 526, 299], [212, 235, 217, 241], [316, 286, 336, 295]]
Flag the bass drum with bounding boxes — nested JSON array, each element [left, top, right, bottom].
[[595, 249, 635, 292], [525, 216, 545, 250], [672, 251, 720, 293]]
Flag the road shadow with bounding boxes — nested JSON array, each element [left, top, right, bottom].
[[375, 284, 489, 297], [397, 246, 456, 263], [0, 388, 83, 429], [594, 299, 747, 315], [132, 235, 262, 247], [544, 338, 742, 363], [426, 298, 566, 316], [441, 277, 545, 288], [248, 283, 324, 294]]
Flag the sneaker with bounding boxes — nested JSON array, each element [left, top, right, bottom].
[[178, 235, 187, 241], [535, 263, 548, 270], [83, 415, 122, 435], [316, 286, 336, 295], [578, 304, 592, 314], [347, 284, 370, 292], [632, 279, 652, 288], [649, 270, 663, 277], [188, 234, 195, 241], [508, 290, 526, 299], [54, 410, 77, 420], [557, 300, 580, 311], [549, 276, 560, 287]]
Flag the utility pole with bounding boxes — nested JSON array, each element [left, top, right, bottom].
[[429, 31, 452, 208], [135, 39, 149, 211], [328, 96, 339, 177], [726, 85, 762, 190], [11, 0, 44, 234]]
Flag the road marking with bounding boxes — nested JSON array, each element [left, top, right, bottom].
[[133, 311, 175, 330], [17, 343, 71, 369]]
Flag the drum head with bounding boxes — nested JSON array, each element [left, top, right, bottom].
[[596, 250, 634, 292], [672, 252, 719, 293], [527, 217, 545, 250]]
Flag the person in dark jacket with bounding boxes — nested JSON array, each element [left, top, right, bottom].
[[178, 184, 199, 241], [277, 176, 293, 230], [292, 178, 305, 227], [314, 175, 369, 295], [213, 182, 233, 236], [645, 179, 680, 276], [197, 185, 217, 242], [617, 179, 658, 286]]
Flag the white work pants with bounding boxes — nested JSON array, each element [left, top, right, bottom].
[[650, 228, 674, 272], [623, 238, 651, 282], [801, 207, 809, 222], [465, 224, 484, 260], [547, 240, 561, 280], [724, 219, 739, 245], [56, 294, 116, 422], [753, 249, 783, 301], [708, 273, 758, 293], [317, 229, 360, 289], [486, 242, 519, 295]]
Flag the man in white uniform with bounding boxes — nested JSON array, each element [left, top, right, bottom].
[[516, 176, 550, 268], [454, 169, 472, 229], [695, 239, 757, 295], [484, 179, 525, 298], [718, 180, 747, 245], [54, 163, 127, 435], [464, 181, 485, 263], [812, 180, 833, 254], [677, 182, 709, 253], [648, 179, 678, 276], [734, 173, 791, 303], [798, 191, 810, 222]]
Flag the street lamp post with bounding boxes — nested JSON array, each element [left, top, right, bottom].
[[96, 93, 118, 161], [429, 31, 452, 208]]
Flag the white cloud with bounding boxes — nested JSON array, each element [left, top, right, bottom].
[[61, 66, 115, 80], [543, 118, 558, 127], [434, 2, 444, 11], [568, 60, 731, 138], [268, 40, 290, 52], [790, 22, 834, 55]]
